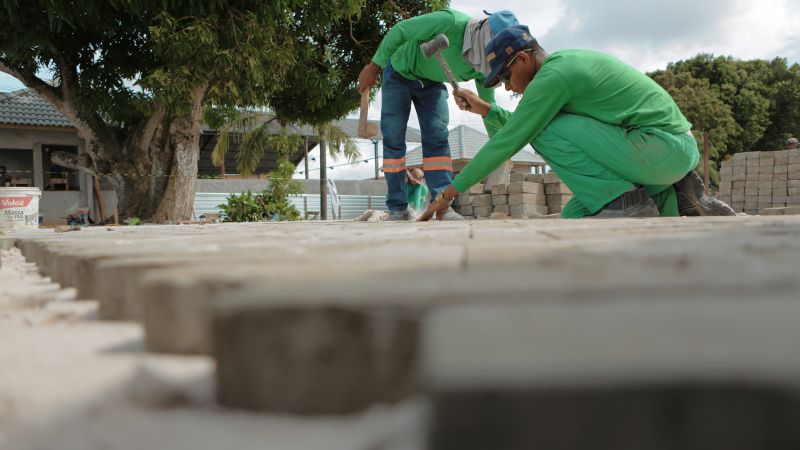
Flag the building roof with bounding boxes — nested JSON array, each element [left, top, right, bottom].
[[0, 89, 74, 128], [405, 124, 545, 166]]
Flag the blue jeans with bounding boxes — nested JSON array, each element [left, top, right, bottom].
[[381, 62, 452, 211]]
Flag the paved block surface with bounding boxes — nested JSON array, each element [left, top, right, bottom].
[[4, 215, 800, 445]]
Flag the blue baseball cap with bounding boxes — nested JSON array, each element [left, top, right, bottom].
[[483, 25, 537, 88], [483, 10, 519, 35]]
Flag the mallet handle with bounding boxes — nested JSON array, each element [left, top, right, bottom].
[[434, 53, 471, 111]]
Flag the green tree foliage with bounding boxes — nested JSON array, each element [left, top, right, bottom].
[[0, 0, 448, 222], [0, 1, 300, 221], [652, 54, 800, 157], [649, 70, 738, 184], [267, 0, 449, 126]]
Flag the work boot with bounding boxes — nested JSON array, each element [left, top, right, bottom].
[[591, 187, 660, 218], [439, 206, 465, 221], [673, 170, 735, 216], [387, 207, 415, 221]]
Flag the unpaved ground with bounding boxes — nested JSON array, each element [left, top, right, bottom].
[[0, 247, 426, 450]]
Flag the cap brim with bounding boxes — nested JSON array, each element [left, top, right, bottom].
[[483, 65, 505, 88]]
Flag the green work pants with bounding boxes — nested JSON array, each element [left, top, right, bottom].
[[532, 113, 700, 218]]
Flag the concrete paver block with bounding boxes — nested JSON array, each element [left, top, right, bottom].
[[467, 184, 485, 195], [491, 184, 508, 195], [508, 193, 546, 206], [542, 173, 561, 183], [545, 183, 572, 194], [425, 298, 800, 450], [215, 302, 421, 414], [493, 205, 510, 215], [507, 182, 542, 195], [525, 174, 544, 183], [471, 194, 492, 208], [491, 195, 508, 206], [473, 206, 493, 217], [509, 204, 548, 216]]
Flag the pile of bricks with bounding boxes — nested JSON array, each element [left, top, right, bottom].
[[452, 172, 572, 219], [717, 149, 800, 215], [542, 172, 573, 214]]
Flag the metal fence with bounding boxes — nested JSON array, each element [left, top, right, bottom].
[[193, 192, 388, 220]]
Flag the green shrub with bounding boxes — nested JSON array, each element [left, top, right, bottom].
[[217, 191, 267, 222], [217, 185, 301, 223]]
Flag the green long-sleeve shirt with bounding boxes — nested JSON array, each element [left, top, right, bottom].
[[372, 8, 496, 120], [452, 49, 692, 192]]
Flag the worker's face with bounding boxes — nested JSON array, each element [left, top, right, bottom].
[[502, 51, 536, 94]]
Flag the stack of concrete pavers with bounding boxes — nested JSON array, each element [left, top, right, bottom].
[[541, 172, 573, 214], [505, 177, 548, 218], [718, 149, 800, 214], [453, 183, 483, 218], [453, 173, 551, 219], [8, 216, 800, 448]]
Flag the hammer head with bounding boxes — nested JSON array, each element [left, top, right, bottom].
[[420, 34, 450, 58]]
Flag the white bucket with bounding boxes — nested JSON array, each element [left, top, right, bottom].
[[0, 187, 42, 231]]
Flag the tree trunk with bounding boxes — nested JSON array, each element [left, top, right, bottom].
[[151, 84, 207, 223], [106, 113, 171, 222], [3, 62, 208, 223]]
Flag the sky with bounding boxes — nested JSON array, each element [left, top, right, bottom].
[[2, 0, 798, 180]]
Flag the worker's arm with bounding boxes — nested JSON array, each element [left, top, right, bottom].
[[452, 68, 571, 192], [359, 10, 456, 92]]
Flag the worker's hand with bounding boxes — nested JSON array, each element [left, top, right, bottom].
[[453, 88, 490, 116], [418, 186, 459, 221], [358, 62, 382, 93]]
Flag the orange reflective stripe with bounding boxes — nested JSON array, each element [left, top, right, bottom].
[[424, 165, 453, 171], [422, 156, 452, 163], [382, 156, 406, 173], [423, 155, 452, 172]]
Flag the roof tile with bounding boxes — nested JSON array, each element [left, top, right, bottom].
[[0, 89, 73, 128]]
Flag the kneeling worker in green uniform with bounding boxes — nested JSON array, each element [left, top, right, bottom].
[[420, 25, 735, 220]]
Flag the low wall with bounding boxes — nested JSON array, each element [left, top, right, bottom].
[[196, 178, 388, 196], [39, 190, 118, 225], [38, 179, 387, 224]]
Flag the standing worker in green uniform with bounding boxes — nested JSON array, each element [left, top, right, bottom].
[[358, 8, 519, 221], [420, 25, 735, 220]]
